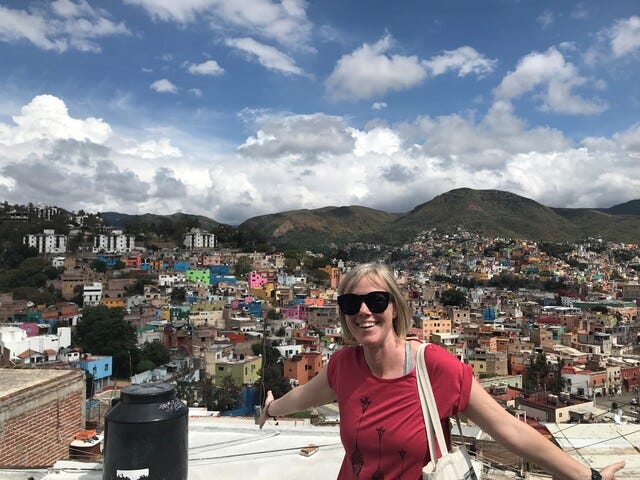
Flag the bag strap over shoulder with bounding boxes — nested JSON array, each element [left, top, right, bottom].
[[416, 342, 448, 465]]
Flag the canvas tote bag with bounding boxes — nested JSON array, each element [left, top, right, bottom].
[[416, 343, 479, 480]]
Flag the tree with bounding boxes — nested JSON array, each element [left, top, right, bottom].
[[251, 342, 292, 405], [74, 305, 137, 377], [170, 287, 187, 303], [267, 308, 283, 320], [234, 256, 252, 278], [91, 259, 108, 273], [524, 353, 550, 391], [139, 340, 170, 367], [136, 359, 155, 373], [440, 288, 468, 307], [210, 375, 241, 412]]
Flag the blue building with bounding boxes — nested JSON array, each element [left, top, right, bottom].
[[77, 355, 113, 393]]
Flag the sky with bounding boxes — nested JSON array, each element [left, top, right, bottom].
[[0, 1, 639, 226]]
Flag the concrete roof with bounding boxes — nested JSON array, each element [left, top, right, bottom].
[[3, 414, 637, 479], [8, 416, 344, 480], [544, 423, 640, 478]]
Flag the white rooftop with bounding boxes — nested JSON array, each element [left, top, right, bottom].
[[3, 416, 638, 479], [544, 423, 640, 478]]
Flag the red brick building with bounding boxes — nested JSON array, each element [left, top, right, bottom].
[[0, 368, 86, 467]]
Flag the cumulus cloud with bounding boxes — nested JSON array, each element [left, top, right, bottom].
[[0, 1, 129, 53], [226, 37, 303, 75], [327, 36, 496, 102], [372, 102, 387, 110], [120, 138, 182, 159], [494, 47, 607, 114], [0, 94, 111, 145], [326, 34, 427, 101], [423, 46, 496, 77], [238, 113, 354, 163], [0, 94, 639, 225], [187, 59, 225, 76], [124, 0, 312, 50], [150, 78, 178, 93], [608, 15, 640, 57]]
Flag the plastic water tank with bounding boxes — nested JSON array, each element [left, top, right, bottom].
[[103, 383, 188, 480]]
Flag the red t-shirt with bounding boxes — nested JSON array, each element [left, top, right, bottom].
[[326, 341, 473, 480]]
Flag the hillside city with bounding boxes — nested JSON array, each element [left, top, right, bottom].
[[1, 202, 640, 478]]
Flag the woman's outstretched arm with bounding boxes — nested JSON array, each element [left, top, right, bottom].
[[258, 367, 336, 428], [463, 379, 624, 480]]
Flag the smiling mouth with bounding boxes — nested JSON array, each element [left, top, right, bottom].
[[357, 321, 377, 328]]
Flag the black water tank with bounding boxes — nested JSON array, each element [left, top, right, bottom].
[[103, 383, 188, 480]]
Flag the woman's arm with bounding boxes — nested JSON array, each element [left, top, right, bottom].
[[463, 379, 624, 480], [258, 367, 336, 429]]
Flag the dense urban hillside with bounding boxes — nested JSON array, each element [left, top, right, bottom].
[[97, 188, 640, 249]]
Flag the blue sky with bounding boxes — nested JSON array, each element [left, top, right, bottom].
[[0, 0, 638, 225]]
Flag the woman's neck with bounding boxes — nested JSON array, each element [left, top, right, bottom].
[[362, 336, 406, 378]]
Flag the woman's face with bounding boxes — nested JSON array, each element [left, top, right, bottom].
[[343, 275, 396, 348]]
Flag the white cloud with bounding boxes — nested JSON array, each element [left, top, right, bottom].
[[424, 46, 496, 77], [494, 47, 607, 115], [150, 78, 178, 93], [537, 10, 554, 28], [120, 138, 182, 159], [1, 94, 638, 225], [326, 34, 427, 101], [187, 59, 225, 76], [0, 94, 111, 145], [124, 0, 312, 49], [226, 37, 303, 75], [608, 16, 640, 57], [372, 102, 387, 110], [0, 2, 129, 53]]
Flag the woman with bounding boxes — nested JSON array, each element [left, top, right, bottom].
[[259, 263, 624, 480]]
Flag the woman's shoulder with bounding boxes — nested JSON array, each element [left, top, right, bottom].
[[331, 344, 361, 362]]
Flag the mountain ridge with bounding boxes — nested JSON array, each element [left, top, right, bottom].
[[100, 188, 640, 249]]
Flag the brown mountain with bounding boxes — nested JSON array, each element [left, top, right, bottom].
[[102, 189, 640, 249], [237, 206, 401, 250], [239, 188, 640, 247]]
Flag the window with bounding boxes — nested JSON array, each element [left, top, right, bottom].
[[104, 364, 109, 372]]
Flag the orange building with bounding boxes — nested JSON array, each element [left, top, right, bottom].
[[283, 351, 323, 386], [100, 297, 126, 309]]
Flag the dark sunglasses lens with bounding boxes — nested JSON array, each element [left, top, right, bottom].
[[338, 294, 361, 315], [364, 292, 390, 313], [338, 292, 390, 315]]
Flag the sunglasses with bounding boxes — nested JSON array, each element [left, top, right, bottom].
[[337, 291, 391, 315]]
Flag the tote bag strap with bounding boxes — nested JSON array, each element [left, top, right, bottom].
[[416, 342, 448, 466]]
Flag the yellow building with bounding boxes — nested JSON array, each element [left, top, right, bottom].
[[214, 355, 261, 387], [100, 297, 126, 309]]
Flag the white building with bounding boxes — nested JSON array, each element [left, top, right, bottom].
[[0, 326, 71, 363], [24, 229, 67, 254], [158, 273, 186, 287], [51, 256, 66, 267], [93, 229, 135, 253], [83, 282, 103, 307], [184, 228, 216, 250]]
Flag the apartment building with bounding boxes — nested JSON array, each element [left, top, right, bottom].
[[24, 229, 66, 254], [184, 228, 216, 250], [93, 229, 135, 253]]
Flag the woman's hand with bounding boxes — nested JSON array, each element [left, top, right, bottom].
[[258, 390, 275, 429], [600, 460, 625, 480]]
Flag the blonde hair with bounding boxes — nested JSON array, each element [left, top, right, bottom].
[[337, 263, 412, 343]]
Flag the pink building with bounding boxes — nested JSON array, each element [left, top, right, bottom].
[[283, 304, 308, 321], [201, 254, 222, 266], [248, 271, 270, 288]]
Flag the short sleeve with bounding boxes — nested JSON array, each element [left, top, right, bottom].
[[424, 343, 473, 416]]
